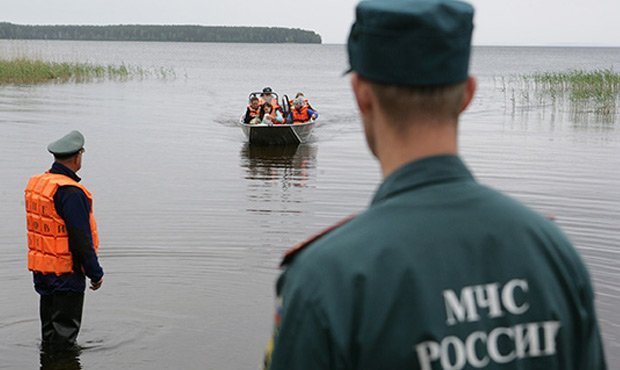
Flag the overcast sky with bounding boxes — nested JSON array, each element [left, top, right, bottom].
[[3, 0, 619, 46]]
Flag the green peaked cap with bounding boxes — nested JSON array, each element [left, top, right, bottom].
[[47, 130, 85, 156], [347, 0, 474, 86]]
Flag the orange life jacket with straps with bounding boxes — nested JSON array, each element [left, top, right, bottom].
[[259, 97, 281, 111], [247, 104, 260, 118], [291, 106, 310, 123], [24, 172, 99, 275]]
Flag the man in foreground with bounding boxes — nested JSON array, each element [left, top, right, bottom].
[[265, 0, 606, 369], [25, 130, 104, 351]]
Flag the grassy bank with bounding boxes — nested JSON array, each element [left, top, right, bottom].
[[0, 57, 174, 84]]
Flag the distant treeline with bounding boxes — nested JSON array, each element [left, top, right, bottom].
[[0, 22, 322, 44]]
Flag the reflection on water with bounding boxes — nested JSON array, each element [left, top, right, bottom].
[[240, 143, 318, 219], [504, 101, 619, 131], [569, 101, 618, 126], [40, 345, 82, 370], [507, 97, 619, 128], [241, 143, 317, 191]]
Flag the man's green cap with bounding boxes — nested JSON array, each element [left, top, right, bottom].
[[347, 0, 474, 86], [47, 130, 84, 157]]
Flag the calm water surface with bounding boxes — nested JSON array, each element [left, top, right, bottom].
[[0, 41, 618, 369]]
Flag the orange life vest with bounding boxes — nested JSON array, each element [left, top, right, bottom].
[[291, 106, 310, 123], [259, 97, 281, 111], [247, 104, 260, 118], [25, 172, 99, 275]]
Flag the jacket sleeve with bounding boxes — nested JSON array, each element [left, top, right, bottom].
[[55, 186, 104, 282], [274, 110, 284, 124], [577, 268, 607, 369], [266, 269, 338, 370]]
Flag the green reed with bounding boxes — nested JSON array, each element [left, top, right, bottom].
[[498, 69, 620, 124], [530, 69, 620, 107], [0, 57, 175, 85]]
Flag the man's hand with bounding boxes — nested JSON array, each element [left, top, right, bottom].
[[90, 278, 103, 291]]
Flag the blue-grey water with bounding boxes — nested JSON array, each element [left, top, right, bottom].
[[0, 41, 618, 369]]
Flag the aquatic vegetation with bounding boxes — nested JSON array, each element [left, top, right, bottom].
[[0, 57, 175, 85], [530, 69, 620, 111], [497, 69, 620, 125]]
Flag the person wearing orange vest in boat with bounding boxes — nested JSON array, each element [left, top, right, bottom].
[[259, 87, 283, 114], [244, 96, 261, 123], [288, 97, 318, 123], [289, 92, 315, 111], [25, 130, 104, 352], [251, 102, 284, 125]]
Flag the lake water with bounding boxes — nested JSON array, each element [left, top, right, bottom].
[[0, 41, 618, 369]]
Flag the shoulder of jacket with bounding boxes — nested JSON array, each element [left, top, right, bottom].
[[280, 214, 356, 267], [57, 184, 86, 195]]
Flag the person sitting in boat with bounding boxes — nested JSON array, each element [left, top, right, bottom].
[[251, 102, 284, 125], [288, 97, 318, 124], [243, 96, 261, 124], [258, 87, 283, 114], [290, 92, 315, 110]]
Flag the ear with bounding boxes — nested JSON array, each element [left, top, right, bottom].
[[351, 73, 373, 116], [460, 76, 477, 113]]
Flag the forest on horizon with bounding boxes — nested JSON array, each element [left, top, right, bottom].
[[0, 22, 322, 44]]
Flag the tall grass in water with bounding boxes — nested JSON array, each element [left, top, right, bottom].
[[498, 69, 620, 125], [531, 69, 620, 112], [0, 57, 175, 85]]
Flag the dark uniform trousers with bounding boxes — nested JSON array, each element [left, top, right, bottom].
[[40, 292, 84, 349]]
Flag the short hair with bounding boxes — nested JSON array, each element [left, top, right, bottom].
[[53, 151, 80, 161], [368, 79, 467, 127], [250, 96, 259, 102]]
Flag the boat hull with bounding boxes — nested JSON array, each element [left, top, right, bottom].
[[239, 120, 316, 145]]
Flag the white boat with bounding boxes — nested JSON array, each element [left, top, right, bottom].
[[238, 117, 316, 145], [239, 90, 317, 145]]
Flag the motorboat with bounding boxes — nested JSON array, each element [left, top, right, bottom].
[[239, 91, 317, 145]]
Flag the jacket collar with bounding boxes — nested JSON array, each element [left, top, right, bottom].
[[50, 162, 81, 182], [371, 155, 474, 205]]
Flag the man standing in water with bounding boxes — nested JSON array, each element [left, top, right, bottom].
[[265, 0, 606, 369], [25, 130, 104, 351]]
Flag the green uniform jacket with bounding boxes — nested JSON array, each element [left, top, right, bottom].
[[267, 155, 606, 370]]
